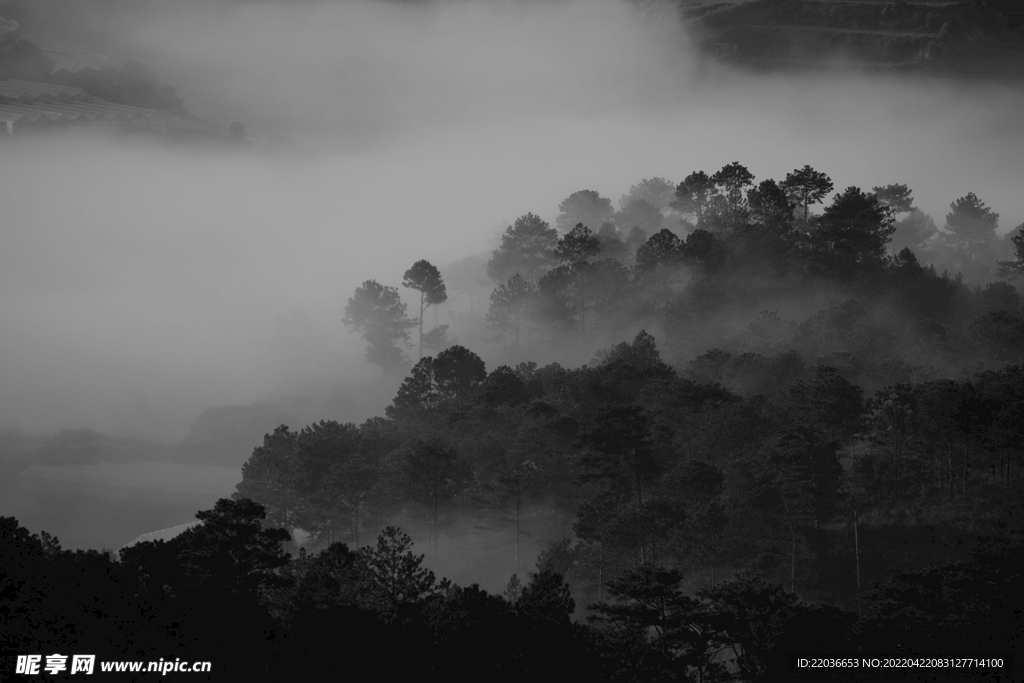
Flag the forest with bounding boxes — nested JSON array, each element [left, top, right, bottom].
[[4, 162, 1023, 681]]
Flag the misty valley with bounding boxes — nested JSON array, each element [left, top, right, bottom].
[[3, 0, 1024, 681]]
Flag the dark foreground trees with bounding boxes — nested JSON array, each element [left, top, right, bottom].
[[4, 490, 1020, 682], [245, 317, 1024, 652], [18, 159, 1024, 680], [1, 508, 602, 682]]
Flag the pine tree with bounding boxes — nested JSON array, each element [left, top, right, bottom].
[[343, 280, 415, 372], [487, 274, 536, 348], [403, 260, 448, 359], [781, 165, 834, 226], [357, 526, 437, 621]]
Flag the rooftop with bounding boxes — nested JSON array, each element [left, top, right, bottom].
[[41, 45, 117, 74], [120, 520, 203, 551]]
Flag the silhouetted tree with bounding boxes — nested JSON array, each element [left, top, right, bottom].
[[997, 224, 1024, 278], [625, 225, 648, 258], [387, 356, 441, 425], [580, 258, 631, 328], [403, 260, 448, 359], [578, 404, 662, 509], [535, 264, 581, 332], [890, 209, 938, 256], [865, 384, 918, 502], [589, 564, 729, 682], [614, 198, 664, 236], [806, 187, 894, 289], [659, 460, 729, 584], [536, 257, 628, 335], [556, 190, 615, 233], [790, 365, 865, 447], [397, 437, 470, 566], [700, 572, 855, 682], [475, 449, 541, 573], [235, 425, 301, 537], [620, 177, 677, 213], [174, 498, 292, 602], [952, 381, 989, 497], [708, 161, 755, 229], [745, 310, 799, 352], [420, 324, 453, 353], [293, 421, 379, 547], [592, 330, 666, 371], [781, 164, 834, 226], [386, 346, 484, 422], [480, 365, 532, 407], [967, 310, 1024, 364], [872, 183, 915, 219], [858, 545, 1024, 655], [441, 255, 489, 315], [914, 380, 965, 497], [433, 345, 487, 411], [343, 280, 415, 372], [487, 213, 559, 284], [595, 221, 630, 262], [554, 223, 602, 265], [487, 273, 536, 348], [941, 192, 1000, 279], [635, 228, 683, 273], [517, 569, 575, 634], [357, 526, 437, 621], [0, 517, 50, 653], [681, 229, 728, 273], [574, 491, 623, 602], [747, 178, 794, 228], [672, 171, 717, 228]]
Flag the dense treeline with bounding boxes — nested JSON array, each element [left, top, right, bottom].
[[222, 330, 1023, 678], [347, 163, 1023, 379], [236, 331, 1024, 602], [4, 162, 1023, 680], [307, 161, 1024, 676], [2, 498, 1019, 681], [323, 164, 1024, 613], [4, 361, 1022, 680]]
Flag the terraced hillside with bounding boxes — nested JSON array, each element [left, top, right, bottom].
[[685, 0, 1024, 78]]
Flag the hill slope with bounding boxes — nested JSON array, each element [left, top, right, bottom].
[[686, 0, 1024, 78]]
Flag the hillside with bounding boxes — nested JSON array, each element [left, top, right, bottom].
[[685, 0, 1024, 79]]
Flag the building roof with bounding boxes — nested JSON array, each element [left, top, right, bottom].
[[41, 45, 117, 75], [0, 79, 89, 102], [120, 520, 203, 551], [0, 98, 170, 126], [0, 103, 62, 122], [1, 79, 212, 134]]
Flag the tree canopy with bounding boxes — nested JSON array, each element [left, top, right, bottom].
[[343, 280, 415, 372], [556, 190, 615, 234], [486, 213, 559, 284], [782, 164, 834, 225]]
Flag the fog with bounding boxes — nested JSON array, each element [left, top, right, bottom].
[[3, 0, 1024, 446]]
